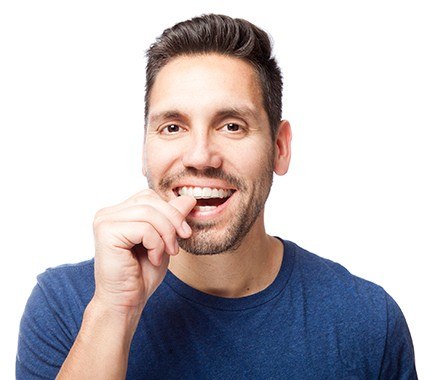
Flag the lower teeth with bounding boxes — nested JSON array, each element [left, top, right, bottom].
[[195, 205, 217, 212]]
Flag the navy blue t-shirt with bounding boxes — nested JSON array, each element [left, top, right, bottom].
[[16, 240, 417, 379]]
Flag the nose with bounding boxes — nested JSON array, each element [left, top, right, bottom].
[[181, 130, 222, 170]]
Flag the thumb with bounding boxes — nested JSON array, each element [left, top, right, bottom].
[[169, 195, 196, 217]]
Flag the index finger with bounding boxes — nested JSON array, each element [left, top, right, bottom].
[[169, 195, 196, 217], [169, 195, 196, 237]]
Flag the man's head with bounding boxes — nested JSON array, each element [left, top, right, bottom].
[[143, 15, 291, 255], [145, 14, 283, 141]]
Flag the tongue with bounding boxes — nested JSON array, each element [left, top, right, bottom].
[[196, 198, 227, 207]]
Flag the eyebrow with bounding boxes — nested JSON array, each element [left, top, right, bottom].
[[214, 106, 259, 122], [148, 105, 259, 127]]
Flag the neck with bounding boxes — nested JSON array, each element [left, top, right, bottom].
[[168, 217, 284, 298]]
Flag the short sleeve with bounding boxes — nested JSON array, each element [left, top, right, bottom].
[[16, 282, 73, 379], [379, 293, 418, 379], [16, 261, 93, 379]]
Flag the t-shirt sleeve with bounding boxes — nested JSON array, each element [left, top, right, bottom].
[[379, 293, 418, 379], [16, 281, 76, 379]]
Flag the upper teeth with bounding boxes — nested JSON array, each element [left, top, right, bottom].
[[177, 186, 233, 199]]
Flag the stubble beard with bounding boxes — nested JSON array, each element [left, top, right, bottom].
[[146, 156, 274, 256], [178, 171, 273, 255]]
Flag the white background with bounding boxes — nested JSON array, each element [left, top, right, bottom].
[[1, 0, 429, 378]]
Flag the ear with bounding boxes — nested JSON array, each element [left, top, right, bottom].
[[273, 120, 292, 176]]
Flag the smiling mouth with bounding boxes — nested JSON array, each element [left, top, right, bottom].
[[174, 186, 235, 211]]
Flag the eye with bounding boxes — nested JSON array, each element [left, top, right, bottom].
[[160, 124, 184, 135], [221, 123, 243, 133]]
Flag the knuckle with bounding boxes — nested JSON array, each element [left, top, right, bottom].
[[139, 189, 158, 198], [93, 208, 112, 227], [160, 223, 176, 239], [93, 220, 113, 240], [168, 206, 185, 225], [154, 241, 165, 257], [139, 222, 161, 247], [156, 239, 165, 251], [147, 237, 164, 253], [93, 206, 114, 226], [132, 193, 158, 206], [140, 222, 153, 236], [93, 219, 109, 232], [93, 214, 104, 229], [94, 207, 107, 220], [135, 204, 154, 216], [167, 222, 176, 236]]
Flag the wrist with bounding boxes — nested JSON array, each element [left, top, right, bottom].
[[83, 296, 145, 344], [57, 297, 142, 378]]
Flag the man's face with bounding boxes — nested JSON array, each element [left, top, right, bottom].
[[144, 54, 276, 255]]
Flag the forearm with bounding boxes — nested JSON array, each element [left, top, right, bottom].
[[57, 298, 143, 379]]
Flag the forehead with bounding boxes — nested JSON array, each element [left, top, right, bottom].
[[147, 54, 266, 122]]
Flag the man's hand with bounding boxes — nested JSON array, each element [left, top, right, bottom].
[[57, 190, 196, 379], [92, 189, 196, 315]]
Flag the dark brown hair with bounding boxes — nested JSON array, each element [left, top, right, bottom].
[[145, 14, 283, 140]]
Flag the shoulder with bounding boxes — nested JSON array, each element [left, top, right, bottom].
[[28, 259, 95, 327], [37, 259, 95, 290], [284, 240, 392, 343], [284, 241, 416, 378], [36, 259, 95, 309], [26, 259, 95, 335], [283, 240, 417, 376], [17, 260, 95, 378], [285, 239, 388, 306]]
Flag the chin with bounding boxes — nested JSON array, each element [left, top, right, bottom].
[[178, 218, 249, 255]]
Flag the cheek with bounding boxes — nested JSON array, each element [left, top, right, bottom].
[[145, 143, 179, 175], [146, 159, 168, 182], [232, 143, 274, 177]]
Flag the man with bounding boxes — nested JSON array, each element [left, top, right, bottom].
[[17, 14, 417, 379]]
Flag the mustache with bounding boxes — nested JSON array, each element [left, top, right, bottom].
[[158, 167, 247, 191]]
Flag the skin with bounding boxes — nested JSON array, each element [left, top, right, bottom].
[[58, 53, 292, 378], [145, 54, 292, 297]]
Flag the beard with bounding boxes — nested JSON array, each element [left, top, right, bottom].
[[146, 155, 274, 255]]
